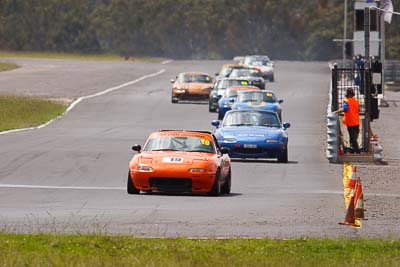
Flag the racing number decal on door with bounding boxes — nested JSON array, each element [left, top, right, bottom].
[[162, 157, 184, 163]]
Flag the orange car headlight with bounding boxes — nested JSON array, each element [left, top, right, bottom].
[[138, 166, 153, 172], [174, 87, 185, 93], [189, 168, 205, 173]]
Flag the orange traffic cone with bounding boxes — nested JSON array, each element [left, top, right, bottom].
[[347, 165, 357, 189], [339, 189, 361, 227], [354, 178, 366, 219]]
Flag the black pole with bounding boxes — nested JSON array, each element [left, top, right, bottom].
[[364, 7, 371, 152], [364, 7, 370, 67], [332, 64, 338, 112]]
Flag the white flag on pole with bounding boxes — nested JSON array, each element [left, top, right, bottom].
[[382, 0, 393, 24]]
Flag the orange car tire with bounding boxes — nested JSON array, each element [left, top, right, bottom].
[[208, 170, 221, 196], [127, 171, 140, 194], [171, 95, 178, 103], [221, 168, 231, 194]]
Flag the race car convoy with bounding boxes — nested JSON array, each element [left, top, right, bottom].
[[128, 55, 289, 196]]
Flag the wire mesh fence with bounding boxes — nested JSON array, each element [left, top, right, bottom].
[[331, 65, 372, 153]]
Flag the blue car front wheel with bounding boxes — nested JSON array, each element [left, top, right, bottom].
[[277, 148, 288, 163]]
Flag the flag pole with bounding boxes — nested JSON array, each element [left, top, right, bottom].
[[343, 0, 348, 67], [380, 5, 385, 96]]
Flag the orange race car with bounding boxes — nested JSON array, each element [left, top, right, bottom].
[[171, 72, 214, 103], [128, 130, 231, 196], [217, 85, 260, 120]]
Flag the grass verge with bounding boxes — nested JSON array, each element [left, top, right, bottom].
[[0, 62, 19, 72], [0, 51, 165, 63], [0, 234, 399, 267], [0, 95, 68, 132]]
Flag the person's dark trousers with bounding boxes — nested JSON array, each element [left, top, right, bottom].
[[347, 125, 360, 153]]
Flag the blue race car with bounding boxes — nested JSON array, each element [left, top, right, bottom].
[[217, 85, 259, 120], [212, 110, 290, 163], [231, 90, 283, 121]]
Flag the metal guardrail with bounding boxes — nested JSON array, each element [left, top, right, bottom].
[[331, 59, 400, 82], [384, 60, 400, 82]]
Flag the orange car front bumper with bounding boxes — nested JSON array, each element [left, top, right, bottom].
[[130, 169, 216, 193], [172, 91, 210, 100]]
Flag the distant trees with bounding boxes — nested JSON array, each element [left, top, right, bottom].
[[0, 0, 399, 60], [0, 0, 100, 52]]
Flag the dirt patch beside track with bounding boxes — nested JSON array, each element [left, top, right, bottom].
[[356, 90, 400, 227]]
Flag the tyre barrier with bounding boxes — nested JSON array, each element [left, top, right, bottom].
[[326, 112, 339, 163]]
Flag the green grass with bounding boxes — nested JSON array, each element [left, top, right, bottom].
[[0, 62, 19, 72], [0, 234, 399, 267], [0, 50, 165, 62], [0, 95, 68, 132]]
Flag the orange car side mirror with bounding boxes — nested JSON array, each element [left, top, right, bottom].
[[220, 147, 230, 154], [132, 145, 141, 152]]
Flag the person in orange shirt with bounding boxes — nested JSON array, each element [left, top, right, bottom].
[[335, 88, 360, 153]]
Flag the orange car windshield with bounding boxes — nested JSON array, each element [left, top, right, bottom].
[[179, 74, 212, 83], [144, 135, 215, 153]]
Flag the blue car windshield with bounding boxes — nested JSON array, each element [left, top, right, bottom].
[[223, 112, 280, 127], [226, 91, 238, 97], [237, 91, 276, 103]]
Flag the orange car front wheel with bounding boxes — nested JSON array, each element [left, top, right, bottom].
[[221, 168, 231, 194], [127, 171, 140, 194], [208, 170, 221, 196], [171, 95, 178, 103]]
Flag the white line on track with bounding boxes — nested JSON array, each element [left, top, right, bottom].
[[0, 69, 166, 135], [0, 184, 124, 190], [161, 60, 173, 65], [1, 184, 399, 198]]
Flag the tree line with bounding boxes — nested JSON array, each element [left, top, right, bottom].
[[0, 0, 399, 60]]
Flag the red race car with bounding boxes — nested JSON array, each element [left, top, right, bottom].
[[128, 130, 231, 196]]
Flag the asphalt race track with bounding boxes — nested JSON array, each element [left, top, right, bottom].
[[0, 59, 396, 238]]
